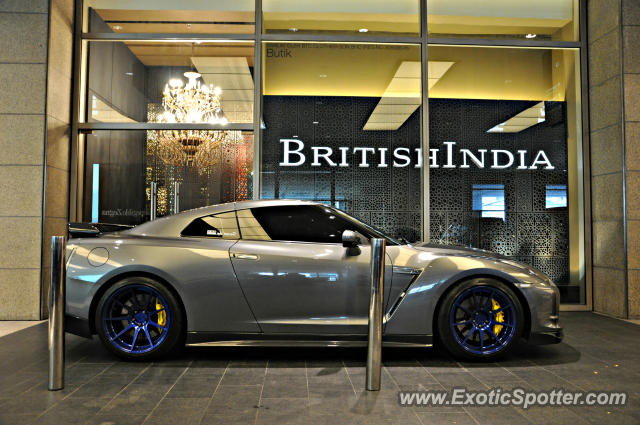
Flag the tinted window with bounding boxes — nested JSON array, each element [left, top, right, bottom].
[[181, 212, 239, 239], [237, 205, 395, 244]]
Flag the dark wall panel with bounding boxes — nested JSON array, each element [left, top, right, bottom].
[[429, 99, 569, 285], [261, 96, 422, 241], [261, 96, 571, 290]]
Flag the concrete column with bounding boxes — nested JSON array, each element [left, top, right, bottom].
[[0, 0, 73, 320], [41, 0, 73, 318], [588, 0, 640, 318], [0, 0, 49, 320], [622, 0, 640, 318]]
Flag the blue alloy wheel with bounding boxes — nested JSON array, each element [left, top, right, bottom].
[[101, 284, 171, 354], [448, 286, 516, 355]]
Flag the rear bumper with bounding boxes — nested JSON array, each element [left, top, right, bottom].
[[528, 328, 563, 345], [65, 315, 92, 339]]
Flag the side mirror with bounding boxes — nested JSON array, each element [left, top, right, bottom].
[[342, 230, 361, 248]]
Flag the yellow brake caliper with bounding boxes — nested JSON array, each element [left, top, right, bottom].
[[492, 299, 504, 336], [156, 298, 166, 333]]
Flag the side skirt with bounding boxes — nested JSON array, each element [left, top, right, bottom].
[[185, 332, 432, 348]]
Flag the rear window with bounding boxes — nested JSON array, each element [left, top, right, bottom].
[[181, 212, 239, 239]]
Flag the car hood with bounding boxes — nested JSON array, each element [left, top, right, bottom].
[[408, 242, 552, 283], [412, 242, 509, 260]]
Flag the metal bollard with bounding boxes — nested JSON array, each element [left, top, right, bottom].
[[173, 181, 180, 214], [150, 182, 157, 220], [366, 238, 385, 391], [48, 236, 66, 391]]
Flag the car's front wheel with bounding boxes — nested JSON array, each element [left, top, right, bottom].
[[437, 278, 524, 360], [95, 276, 184, 360]]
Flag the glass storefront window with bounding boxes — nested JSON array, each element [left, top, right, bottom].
[[427, 45, 584, 303], [84, 0, 255, 34], [427, 0, 579, 41], [83, 130, 254, 225], [261, 41, 422, 241], [262, 0, 420, 37], [86, 40, 255, 125], [74, 1, 587, 307]]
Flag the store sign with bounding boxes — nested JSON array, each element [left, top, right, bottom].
[[279, 139, 555, 170]]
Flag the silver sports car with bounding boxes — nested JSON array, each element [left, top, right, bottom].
[[65, 200, 562, 361]]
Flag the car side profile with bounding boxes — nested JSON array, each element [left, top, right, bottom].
[[65, 199, 562, 361]]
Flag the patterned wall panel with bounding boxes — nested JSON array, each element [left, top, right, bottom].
[[429, 99, 570, 284], [261, 96, 570, 285], [262, 96, 422, 242]]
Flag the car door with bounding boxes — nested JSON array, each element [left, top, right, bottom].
[[229, 204, 392, 334], [178, 211, 260, 333]]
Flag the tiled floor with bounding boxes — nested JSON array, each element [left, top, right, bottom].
[[0, 312, 639, 425]]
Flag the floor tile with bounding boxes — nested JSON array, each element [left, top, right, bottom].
[[164, 376, 220, 399], [261, 375, 309, 399], [144, 398, 209, 425], [85, 413, 148, 425], [415, 411, 478, 425]]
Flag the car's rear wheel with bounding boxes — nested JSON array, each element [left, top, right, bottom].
[[437, 278, 524, 361], [95, 276, 184, 360]]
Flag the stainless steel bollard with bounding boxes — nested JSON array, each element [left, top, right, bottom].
[[48, 236, 66, 391], [150, 182, 157, 221], [366, 238, 385, 391], [173, 181, 180, 214]]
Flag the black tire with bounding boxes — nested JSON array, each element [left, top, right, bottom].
[[95, 276, 185, 361], [436, 278, 524, 361]]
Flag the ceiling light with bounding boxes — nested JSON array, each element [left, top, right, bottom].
[[312, 121, 319, 124], [319, 74, 327, 78], [525, 33, 537, 38], [487, 102, 546, 133], [359, 28, 369, 33], [289, 27, 298, 32], [125, 72, 133, 76], [112, 25, 122, 30], [292, 135, 298, 138]]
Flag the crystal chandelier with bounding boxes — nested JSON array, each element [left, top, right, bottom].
[[154, 71, 234, 169]]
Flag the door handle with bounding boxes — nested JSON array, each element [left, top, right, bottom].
[[231, 252, 259, 260]]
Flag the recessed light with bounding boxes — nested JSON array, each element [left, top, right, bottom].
[[312, 121, 319, 125], [112, 25, 122, 30], [525, 33, 537, 38], [358, 28, 369, 33], [289, 27, 298, 32]]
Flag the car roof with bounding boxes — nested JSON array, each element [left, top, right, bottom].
[[126, 199, 323, 238]]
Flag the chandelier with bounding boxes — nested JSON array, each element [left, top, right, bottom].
[[154, 71, 242, 169]]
